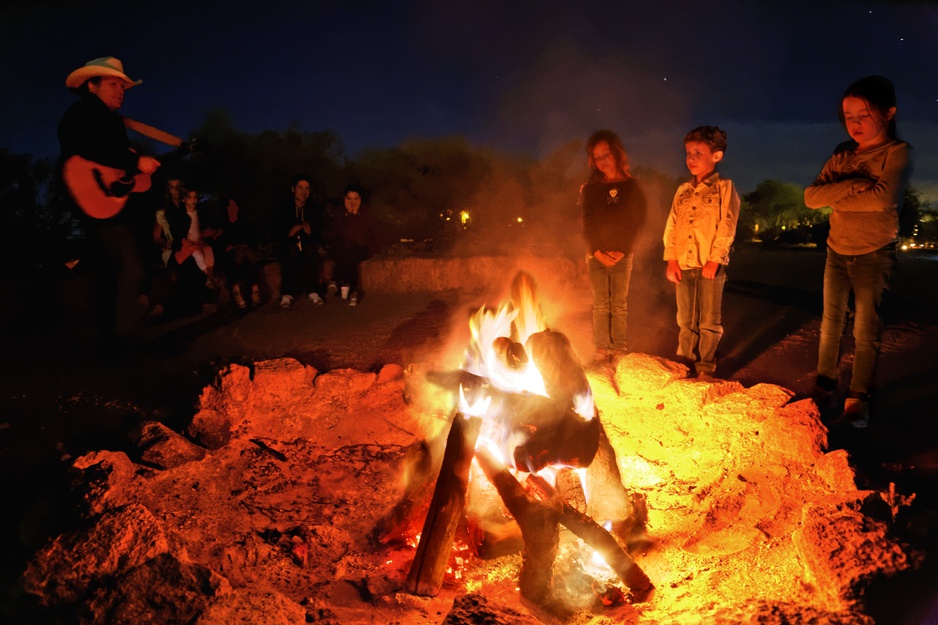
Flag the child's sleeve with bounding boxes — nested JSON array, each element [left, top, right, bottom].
[[827, 143, 912, 214], [804, 152, 872, 209], [709, 180, 740, 265]]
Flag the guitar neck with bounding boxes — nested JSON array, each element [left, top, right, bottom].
[[124, 117, 184, 148]]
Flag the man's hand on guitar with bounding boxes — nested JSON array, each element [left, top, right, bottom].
[[137, 156, 160, 175]]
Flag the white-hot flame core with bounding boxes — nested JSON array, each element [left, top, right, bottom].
[[478, 436, 506, 465], [459, 386, 492, 417], [573, 390, 595, 420], [462, 304, 547, 398]]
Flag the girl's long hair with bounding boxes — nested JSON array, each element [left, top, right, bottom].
[[587, 130, 631, 182]]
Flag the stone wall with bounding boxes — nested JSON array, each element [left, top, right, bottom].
[[361, 254, 585, 295]]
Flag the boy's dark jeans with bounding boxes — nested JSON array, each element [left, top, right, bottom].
[[675, 265, 726, 374]]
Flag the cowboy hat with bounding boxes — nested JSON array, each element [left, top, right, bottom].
[[65, 56, 142, 90]]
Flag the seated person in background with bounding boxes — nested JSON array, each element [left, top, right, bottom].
[[215, 196, 262, 309], [275, 174, 326, 308], [165, 188, 220, 315], [329, 183, 379, 307], [171, 189, 221, 289], [153, 178, 183, 267]]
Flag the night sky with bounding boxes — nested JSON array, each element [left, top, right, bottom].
[[1, 0, 936, 196]]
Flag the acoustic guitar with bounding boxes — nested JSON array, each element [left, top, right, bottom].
[[63, 118, 187, 220]]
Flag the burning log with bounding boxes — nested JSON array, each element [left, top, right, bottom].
[[492, 336, 528, 370], [555, 468, 587, 513], [525, 328, 590, 412], [474, 446, 561, 604], [426, 371, 600, 473], [405, 412, 482, 596], [372, 441, 437, 546], [586, 421, 649, 548], [405, 271, 650, 603], [475, 448, 654, 604], [511, 403, 599, 473], [527, 474, 654, 602]]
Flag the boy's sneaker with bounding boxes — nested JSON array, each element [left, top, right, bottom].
[[349, 292, 358, 307], [280, 294, 293, 309], [250, 284, 261, 307], [326, 281, 338, 297], [308, 292, 324, 306], [842, 398, 870, 429]]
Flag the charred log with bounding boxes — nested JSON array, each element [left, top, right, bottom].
[[474, 447, 560, 605], [527, 474, 654, 602], [492, 337, 528, 370], [525, 328, 590, 411], [406, 413, 482, 596], [372, 440, 437, 546], [585, 419, 648, 546], [512, 406, 599, 473], [555, 468, 587, 514], [425, 370, 600, 473]]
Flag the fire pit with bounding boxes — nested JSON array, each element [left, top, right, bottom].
[[21, 272, 921, 624]]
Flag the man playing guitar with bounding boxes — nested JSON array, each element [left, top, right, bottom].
[[58, 56, 161, 344]]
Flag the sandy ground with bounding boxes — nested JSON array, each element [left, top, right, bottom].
[[1, 245, 937, 621]]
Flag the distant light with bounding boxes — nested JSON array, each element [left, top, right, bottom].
[[663, 77, 668, 81], [516, 216, 523, 223]]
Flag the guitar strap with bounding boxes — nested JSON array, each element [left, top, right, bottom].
[[123, 117, 184, 148]]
